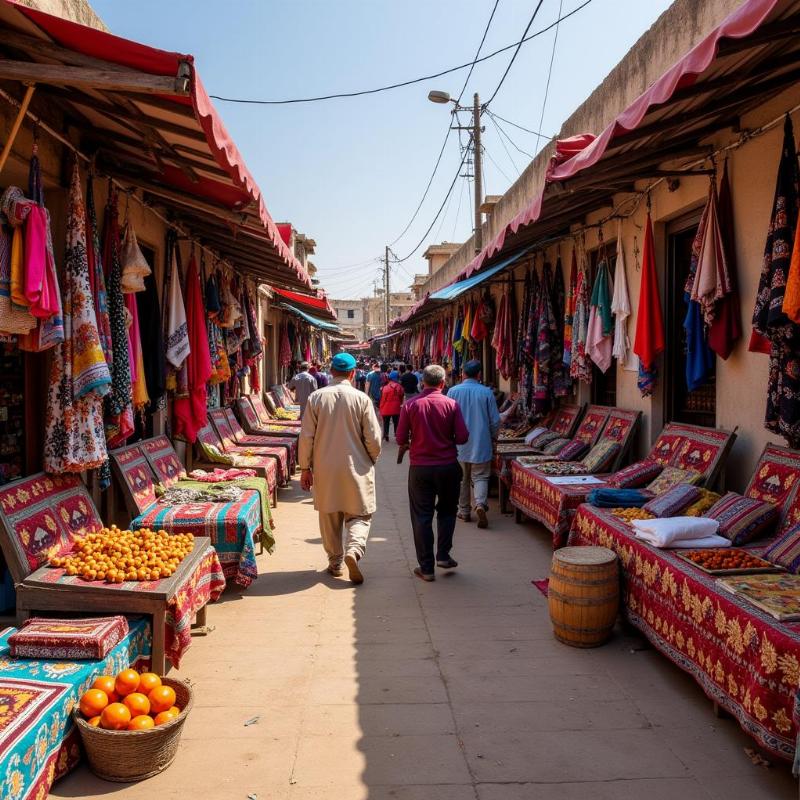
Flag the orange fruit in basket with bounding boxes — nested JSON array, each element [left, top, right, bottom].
[[100, 702, 131, 730], [148, 685, 176, 714], [91, 675, 119, 702], [79, 689, 109, 719], [123, 692, 150, 717], [167, 705, 181, 716], [114, 669, 140, 697], [87, 715, 101, 727], [128, 714, 155, 731], [153, 709, 178, 726], [138, 672, 161, 693]]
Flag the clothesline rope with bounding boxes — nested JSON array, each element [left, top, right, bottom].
[[0, 87, 251, 289]]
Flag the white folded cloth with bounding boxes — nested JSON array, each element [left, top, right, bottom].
[[631, 516, 722, 548], [667, 534, 731, 549], [524, 426, 548, 445]]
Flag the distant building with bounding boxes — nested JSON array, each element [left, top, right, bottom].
[[422, 243, 461, 278], [330, 298, 365, 340]]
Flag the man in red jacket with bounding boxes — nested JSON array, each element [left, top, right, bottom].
[[379, 370, 404, 441], [396, 364, 469, 582]]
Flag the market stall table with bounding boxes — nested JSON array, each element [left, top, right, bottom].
[[0, 617, 151, 800]]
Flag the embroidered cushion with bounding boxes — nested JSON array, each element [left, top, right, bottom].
[[646, 466, 701, 495], [524, 426, 548, 445], [582, 441, 621, 473], [643, 484, 703, 518], [706, 492, 779, 546], [542, 437, 570, 455], [8, 616, 129, 660], [684, 489, 721, 517], [530, 431, 561, 450], [607, 460, 663, 489], [558, 440, 590, 462], [764, 523, 800, 572]]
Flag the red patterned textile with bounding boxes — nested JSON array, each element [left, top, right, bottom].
[[223, 407, 297, 469], [549, 404, 582, 437], [744, 444, 800, 534], [569, 504, 800, 761], [8, 615, 128, 660], [236, 397, 300, 434], [0, 474, 101, 577], [510, 420, 731, 549], [35, 546, 225, 667], [112, 444, 158, 514], [195, 424, 279, 492], [251, 393, 300, 426], [141, 435, 187, 488]]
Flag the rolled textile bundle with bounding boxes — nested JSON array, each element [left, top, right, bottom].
[[631, 516, 725, 548], [588, 488, 649, 508]]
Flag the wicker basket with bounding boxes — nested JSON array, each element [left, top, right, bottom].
[[73, 677, 193, 782]]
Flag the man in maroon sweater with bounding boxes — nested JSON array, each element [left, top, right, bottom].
[[396, 364, 469, 581]]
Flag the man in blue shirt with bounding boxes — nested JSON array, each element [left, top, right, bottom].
[[365, 363, 383, 414], [447, 360, 501, 528]]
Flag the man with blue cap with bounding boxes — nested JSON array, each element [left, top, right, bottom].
[[447, 360, 500, 528], [298, 351, 383, 584]]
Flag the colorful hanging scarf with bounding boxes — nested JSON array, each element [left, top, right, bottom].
[[708, 161, 742, 359], [125, 292, 150, 413], [586, 257, 614, 373], [611, 224, 631, 363], [683, 184, 715, 392], [570, 249, 592, 384], [563, 251, 577, 369], [164, 241, 190, 369], [633, 212, 665, 396], [533, 263, 558, 408], [85, 177, 113, 367], [0, 219, 36, 335], [551, 260, 570, 397], [692, 181, 732, 325], [120, 221, 151, 293], [174, 255, 214, 443], [135, 267, 165, 406], [279, 322, 292, 368], [43, 161, 111, 474], [102, 190, 134, 448]]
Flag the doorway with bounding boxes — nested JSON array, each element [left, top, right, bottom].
[[665, 221, 716, 428]]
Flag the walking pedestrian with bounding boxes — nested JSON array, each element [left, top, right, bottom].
[[396, 364, 469, 582], [288, 361, 317, 418], [365, 362, 383, 414], [298, 352, 382, 584], [447, 360, 501, 529], [398, 364, 419, 399], [379, 370, 404, 441]]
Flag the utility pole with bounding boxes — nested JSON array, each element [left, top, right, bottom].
[[384, 245, 390, 334], [473, 92, 483, 253]]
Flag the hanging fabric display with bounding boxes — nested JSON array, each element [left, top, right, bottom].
[[102, 189, 134, 449], [492, 280, 514, 380], [164, 235, 190, 370], [174, 253, 213, 443], [0, 219, 36, 335], [135, 264, 165, 408], [515, 270, 531, 381], [611, 222, 631, 363], [586, 256, 614, 373], [85, 175, 113, 369], [551, 258, 570, 396], [570, 245, 592, 383], [533, 261, 558, 410], [749, 115, 800, 445], [125, 291, 150, 414], [562, 250, 576, 371], [120, 218, 152, 294], [43, 160, 111, 474], [683, 182, 716, 392], [708, 160, 742, 359], [633, 211, 665, 397]]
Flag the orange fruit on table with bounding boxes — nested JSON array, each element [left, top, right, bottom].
[[123, 692, 150, 717], [100, 702, 131, 730], [148, 684, 176, 714], [87, 715, 101, 728], [79, 689, 109, 719], [128, 714, 155, 731], [153, 709, 178, 726], [138, 672, 161, 693], [115, 669, 140, 697]]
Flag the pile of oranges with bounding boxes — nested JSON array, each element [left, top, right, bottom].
[[79, 668, 181, 730], [49, 526, 194, 583]]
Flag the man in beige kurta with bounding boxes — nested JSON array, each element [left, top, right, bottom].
[[298, 352, 382, 584]]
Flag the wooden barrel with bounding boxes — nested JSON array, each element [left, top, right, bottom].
[[548, 546, 619, 648]]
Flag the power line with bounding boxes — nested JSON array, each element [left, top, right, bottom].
[[387, 0, 502, 248], [484, 141, 516, 183], [536, 0, 564, 152], [484, 0, 546, 108], [451, 178, 465, 241], [486, 110, 553, 138], [209, 1, 592, 105], [488, 112, 534, 159]]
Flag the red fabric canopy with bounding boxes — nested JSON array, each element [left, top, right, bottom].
[[272, 287, 335, 318], [6, 0, 311, 288]]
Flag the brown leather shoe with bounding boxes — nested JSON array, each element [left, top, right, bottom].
[[413, 567, 435, 582], [345, 553, 364, 585], [475, 505, 489, 529], [327, 562, 343, 577]]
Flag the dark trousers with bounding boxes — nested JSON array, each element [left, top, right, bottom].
[[408, 463, 462, 574], [382, 414, 400, 438]]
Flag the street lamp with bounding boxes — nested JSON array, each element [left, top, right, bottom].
[[428, 89, 483, 252]]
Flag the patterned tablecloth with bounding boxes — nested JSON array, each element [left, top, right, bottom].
[[0, 617, 151, 800], [568, 505, 800, 761], [33, 547, 225, 667]]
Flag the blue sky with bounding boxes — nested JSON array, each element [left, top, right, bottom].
[[92, 0, 673, 298]]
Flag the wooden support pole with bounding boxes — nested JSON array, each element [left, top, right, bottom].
[[0, 83, 35, 175]]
